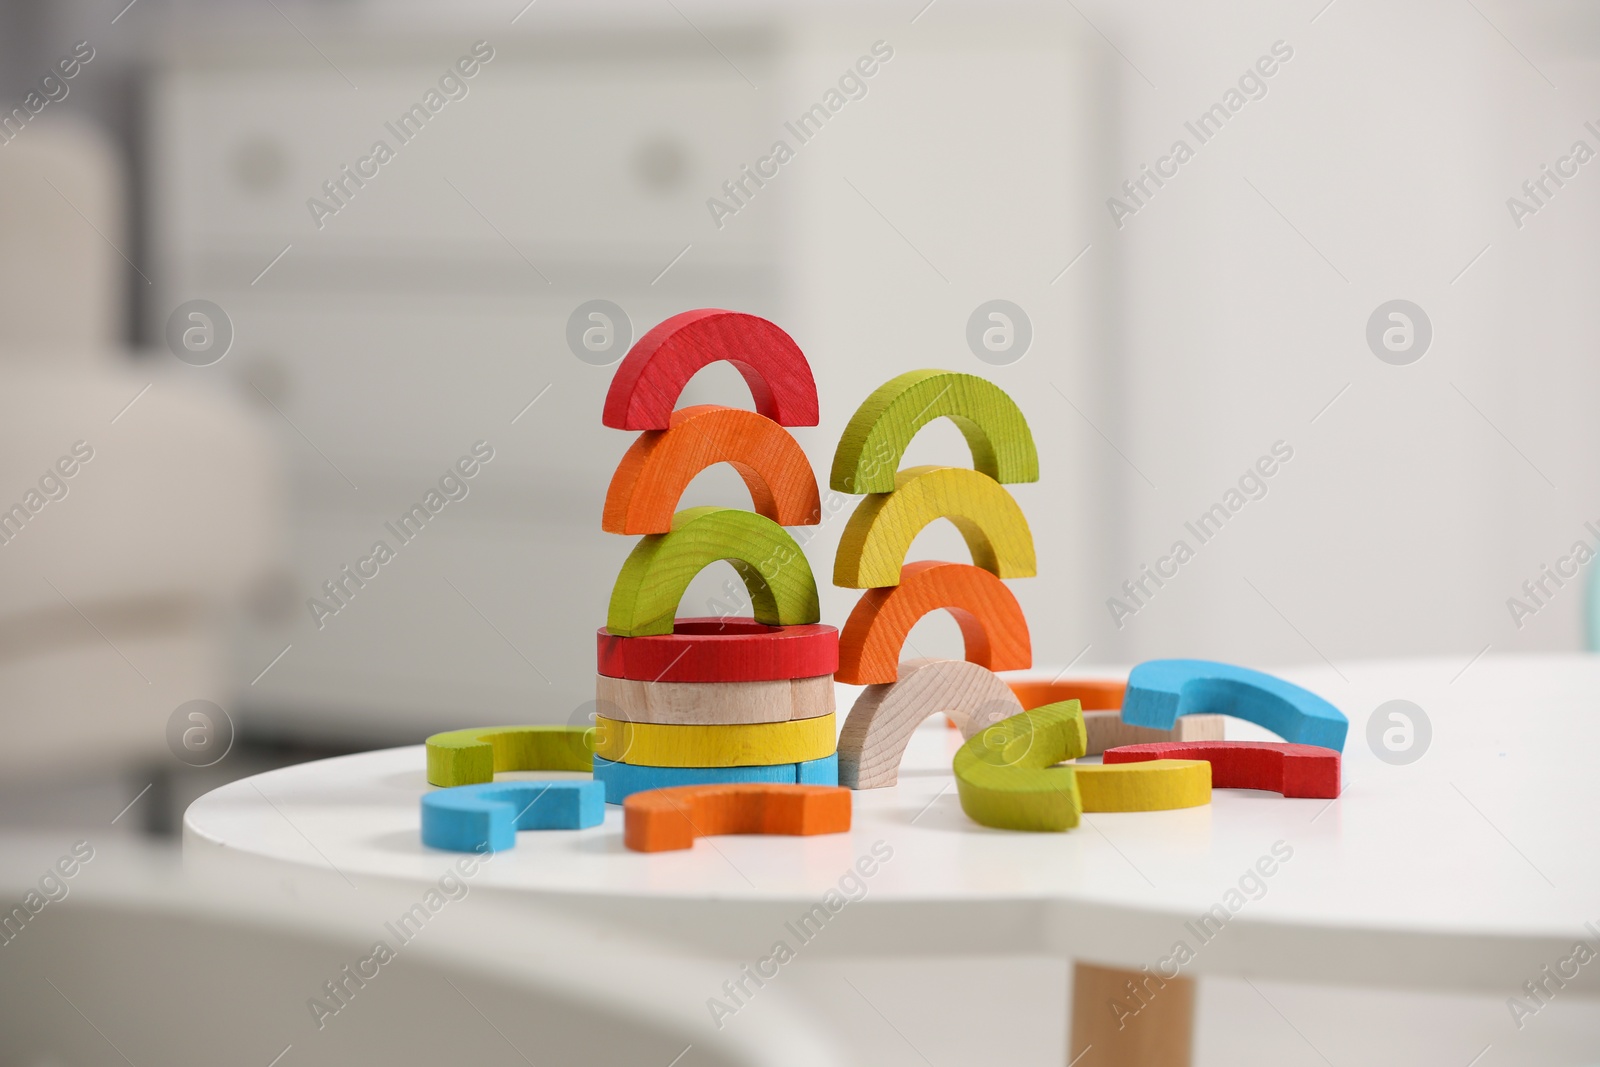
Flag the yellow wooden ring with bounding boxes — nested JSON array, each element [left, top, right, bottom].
[[593, 713, 837, 767], [1075, 759, 1211, 812]]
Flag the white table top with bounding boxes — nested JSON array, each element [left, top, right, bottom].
[[184, 655, 1600, 995]]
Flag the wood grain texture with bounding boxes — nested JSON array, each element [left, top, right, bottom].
[[623, 783, 851, 852], [608, 506, 820, 637], [833, 466, 1037, 589], [829, 369, 1040, 493], [1070, 961, 1195, 1067], [1074, 760, 1212, 812], [602, 309, 819, 430], [1122, 658, 1348, 751], [1082, 710, 1225, 756], [838, 658, 1025, 789], [596, 618, 838, 683], [603, 405, 821, 534], [596, 672, 835, 725], [592, 712, 837, 767], [952, 700, 1087, 831], [425, 725, 593, 787], [1001, 677, 1223, 751], [837, 560, 1031, 685], [1103, 740, 1340, 798], [592, 752, 838, 804], [421, 781, 605, 852]]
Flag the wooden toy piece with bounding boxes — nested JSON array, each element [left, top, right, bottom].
[[1071, 962, 1195, 1067], [829, 369, 1040, 493], [603, 405, 821, 535], [1073, 760, 1211, 812], [623, 783, 851, 852], [839, 658, 1025, 789], [1122, 659, 1349, 752], [1104, 740, 1341, 798], [592, 753, 838, 804], [1000, 677, 1224, 750], [596, 672, 834, 725], [592, 712, 836, 767], [952, 700, 1087, 831], [1081, 710, 1225, 755], [837, 560, 1032, 685], [603, 309, 819, 430], [421, 780, 605, 852], [1006, 678, 1126, 713], [425, 725, 593, 787], [608, 506, 820, 637], [834, 466, 1037, 589], [597, 618, 838, 683]]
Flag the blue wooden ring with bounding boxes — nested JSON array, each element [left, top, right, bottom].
[[592, 753, 839, 804], [421, 779, 605, 852]]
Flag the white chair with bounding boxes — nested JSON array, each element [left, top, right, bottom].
[[0, 120, 283, 784]]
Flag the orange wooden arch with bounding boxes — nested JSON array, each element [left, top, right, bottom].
[[835, 560, 1032, 685], [622, 783, 851, 852], [603, 405, 821, 535], [602, 309, 819, 430]]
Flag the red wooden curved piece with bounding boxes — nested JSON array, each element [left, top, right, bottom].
[[835, 560, 1031, 685], [602, 310, 819, 430], [623, 783, 851, 852], [596, 618, 839, 683], [603, 405, 821, 534], [1102, 740, 1340, 798]]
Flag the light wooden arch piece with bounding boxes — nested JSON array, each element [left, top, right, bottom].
[[425, 725, 594, 787], [838, 658, 1024, 789], [833, 466, 1036, 589], [595, 672, 835, 725], [623, 783, 852, 852], [953, 700, 1087, 831], [1002, 677, 1225, 753], [603, 405, 821, 534], [603, 309, 819, 430], [608, 506, 820, 637], [592, 712, 837, 767], [837, 560, 1032, 685], [829, 369, 1039, 493]]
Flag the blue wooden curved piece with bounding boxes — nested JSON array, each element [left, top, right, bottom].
[[592, 753, 839, 804], [1121, 659, 1347, 752], [421, 780, 605, 852]]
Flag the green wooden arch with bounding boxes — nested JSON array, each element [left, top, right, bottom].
[[608, 506, 821, 637], [829, 370, 1040, 493]]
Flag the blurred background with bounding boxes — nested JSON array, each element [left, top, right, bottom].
[[1, 0, 1598, 838]]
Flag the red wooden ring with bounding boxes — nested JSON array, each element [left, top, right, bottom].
[[1103, 740, 1341, 799], [597, 617, 838, 683]]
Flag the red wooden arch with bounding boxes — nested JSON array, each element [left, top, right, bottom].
[[602, 309, 819, 430]]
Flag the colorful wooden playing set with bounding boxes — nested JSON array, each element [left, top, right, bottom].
[[418, 309, 1349, 854]]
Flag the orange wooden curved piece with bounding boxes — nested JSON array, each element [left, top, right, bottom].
[[1006, 678, 1126, 712], [835, 561, 1032, 685], [622, 783, 851, 852], [603, 310, 819, 430], [603, 405, 821, 534]]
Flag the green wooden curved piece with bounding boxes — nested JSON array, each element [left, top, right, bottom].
[[607, 506, 821, 637], [829, 370, 1040, 493], [425, 725, 595, 787], [953, 700, 1086, 831]]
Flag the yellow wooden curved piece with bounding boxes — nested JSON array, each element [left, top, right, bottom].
[[1074, 760, 1212, 811], [833, 466, 1036, 588], [592, 713, 837, 767]]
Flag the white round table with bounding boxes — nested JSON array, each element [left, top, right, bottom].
[[185, 656, 1600, 1061]]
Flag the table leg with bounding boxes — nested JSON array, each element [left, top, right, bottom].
[[1068, 962, 1193, 1067]]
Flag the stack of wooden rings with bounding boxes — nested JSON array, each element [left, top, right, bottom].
[[593, 310, 840, 802]]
